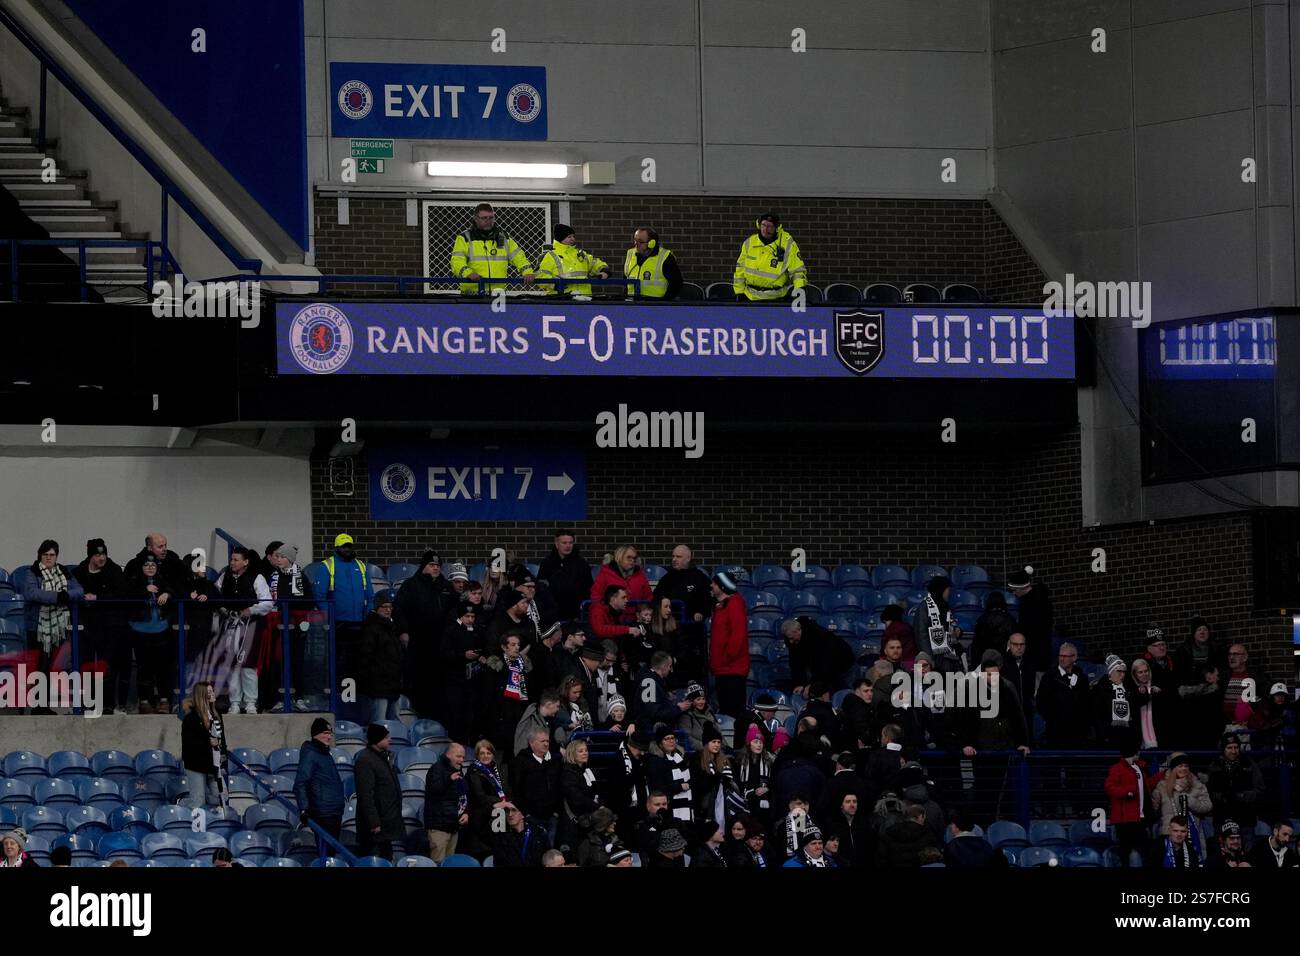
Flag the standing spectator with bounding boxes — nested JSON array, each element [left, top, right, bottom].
[[528, 620, 568, 697], [182, 557, 220, 699], [864, 725, 906, 802], [1104, 742, 1153, 867], [677, 683, 721, 752], [692, 725, 736, 822], [632, 650, 689, 732], [181, 681, 227, 811], [708, 571, 749, 720], [958, 652, 1030, 822], [1255, 681, 1296, 749], [588, 585, 645, 664], [1129, 657, 1172, 749], [1176, 663, 1226, 750], [0, 831, 37, 868], [691, 819, 729, 867], [1151, 752, 1211, 850], [359, 592, 401, 723], [73, 539, 128, 709], [513, 690, 562, 756], [1205, 733, 1265, 834], [734, 822, 771, 868], [439, 600, 483, 745], [486, 589, 534, 653], [511, 729, 562, 836], [127, 554, 174, 714], [257, 541, 283, 587], [825, 792, 871, 867], [733, 211, 807, 301], [483, 632, 533, 753], [293, 718, 344, 850], [589, 545, 653, 617], [123, 533, 187, 595], [492, 804, 552, 867], [608, 729, 653, 827], [1177, 617, 1223, 685], [446, 564, 470, 598], [602, 695, 630, 733], [840, 678, 877, 751], [322, 534, 370, 712], [1035, 642, 1091, 748], [1092, 655, 1135, 751], [1140, 625, 1178, 694], [353, 723, 403, 861], [969, 591, 1016, 665], [478, 560, 507, 615], [875, 804, 936, 867], [465, 739, 511, 856], [653, 544, 713, 683], [1148, 815, 1202, 868], [910, 576, 963, 674], [449, 202, 535, 295], [1246, 819, 1298, 868], [647, 728, 694, 824], [423, 742, 469, 863], [395, 551, 456, 717], [560, 739, 602, 844], [1001, 633, 1035, 740], [624, 227, 683, 300], [800, 683, 842, 747], [22, 539, 83, 666], [736, 693, 789, 753], [537, 530, 594, 623], [262, 543, 314, 713], [1222, 644, 1262, 732], [734, 725, 778, 824], [782, 616, 855, 695], [214, 549, 273, 715], [1006, 566, 1053, 676], [509, 571, 558, 644], [554, 675, 594, 747], [647, 598, 681, 684]]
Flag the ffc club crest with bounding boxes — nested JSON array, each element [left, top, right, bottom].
[[290, 303, 354, 374], [338, 80, 374, 120], [379, 463, 417, 504], [833, 311, 884, 375], [506, 83, 542, 123]]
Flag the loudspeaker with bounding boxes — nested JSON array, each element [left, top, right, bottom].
[[1252, 508, 1300, 609]]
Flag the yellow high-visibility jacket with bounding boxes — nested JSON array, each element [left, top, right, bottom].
[[733, 221, 808, 300], [623, 245, 673, 298], [536, 242, 610, 297], [450, 227, 534, 294]]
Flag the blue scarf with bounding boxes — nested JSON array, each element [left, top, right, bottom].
[[472, 760, 505, 799], [455, 769, 468, 818], [1162, 837, 1200, 868]]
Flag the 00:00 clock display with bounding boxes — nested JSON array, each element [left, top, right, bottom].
[[912, 314, 1049, 365]]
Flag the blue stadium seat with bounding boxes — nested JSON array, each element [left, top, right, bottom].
[[410, 718, 448, 745], [20, 833, 50, 865], [821, 613, 860, 635], [859, 590, 893, 614], [832, 689, 852, 709], [831, 564, 873, 588], [871, 564, 911, 590], [153, 805, 194, 833], [0, 568, 7, 583], [386, 563, 419, 586], [48, 750, 93, 779], [397, 855, 436, 867], [141, 832, 187, 860], [34, 777, 80, 808], [820, 590, 862, 613], [784, 591, 823, 615], [1069, 820, 1114, 849], [0, 807, 17, 829], [264, 774, 296, 801], [1017, 846, 1060, 867], [264, 857, 303, 867], [96, 831, 142, 861], [735, 585, 758, 607], [230, 830, 274, 862], [134, 750, 181, 779], [910, 564, 948, 590], [749, 638, 774, 660], [395, 746, 438, 776], [903, 589, 926, 609], [4, 751, 48, 781], [122, 777, 167, 813], [230, 747, 270, 774], [948, 588, 983, 613], [0, 779, 35, 809], [440, 853, 481, 868], [642, 564, 667, 585], [944, 824, 984, 843], [202, 807, 243, 840], [1060, 846, 1101, 867], [950, 564, 991, 594], [309, 856, 349, 867], [904, 283, 941, 304], [790, 566, 832, 590], [863, 282, 903, 304], [0, 626, 22, 648], [353, 854, 393, 867], [1001, 846, 1019, 865], [1029, 821, 1069, 847], [942, 283, 982, 303], [53, 832, 98, 863], [165, 779, 191, 805], [714, 564, 751, 585], [401, 798, 424, 828], [378, 720, 410, 747], [334, 719, 366, 743], [269, 748, 300, 776], [955, 611, 981, 635], [751, 590, 784, 612], [823, 282, 862, 304], [184, 831, 228, 862], [110, 805, 156, 841], [747, 616, 781, 639], [396, 774, 425, 800], [23, 805, 66, 836], [752, 565, 792, 592], [91, 750, 136, 781], [988, 820, 1029, 849], [244, 803, 293, 832]]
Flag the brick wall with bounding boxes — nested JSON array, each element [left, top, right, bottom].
[[314, 193, 1047, 301], [310, 428, 1294, 682]]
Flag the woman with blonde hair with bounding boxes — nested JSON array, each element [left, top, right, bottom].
[[181, 680, 228, 809], [589, 544, 653, 620], [560, 738, 601, 845], [1152, 752, 1212, 849]]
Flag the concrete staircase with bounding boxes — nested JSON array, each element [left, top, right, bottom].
[[0, 84, 152, 303]]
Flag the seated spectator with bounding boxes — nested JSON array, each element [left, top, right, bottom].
[[825, 792, 871, 867], [632, 651, 688, 732], [1207, 819, 1251, 869], [1092, 655, 1136, 751], [943, 809, 1004, 868], [605, 848, 633, 867], [1246, 819, 1298, 869], [646, 826, 688, 868], [1205, 733, 1264, 834], [876, 803, 936, 867], [511, 729, 562, 835], [1150, 752, 1211, 850], [691, 819, 729, 867], [1254, 681, 1296, 748], [601, 694, 630, 734], [647, 728, 694, 824], [631, 791, 679, 855], [575, 806, 622, 867], [0, 830, 38, 868], [1148, 815, 1203, 868], [782, 616, 855, 695], [491, 803, 552, 867], [423, 742, 469, 863], [677, 682, 720, 751], [1104, 741, 1153, 867], [23, 539, 84, 667], [589, 544, 653, 617], [554, 675, 595, 747], [840, 677, 877, 752], [880, 603, 916, 663], [772, 794, 817, 860], [734, 821, 771, 868], [1128, 656, 1172, 749], [784, 828, 836, 867]]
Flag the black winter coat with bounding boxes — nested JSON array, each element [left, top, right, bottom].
[[73, 559, 129, 630], [561, 762, 602, 819], [359, 611, 403, 700], [876, 819, 936, 867], [840, 694, 877, 750], [395, 572, 457, 709], [788, 617, 855, 689], [537, 547, 594, 622], [511, 751, 563, 819], [1001, 654, 1035, 739], [1015, 583, 1054, 672], [653, 566, 714, 624], [492, 820, 552, 867], [422, 756, 465, 832], [439, 620, 484, 689], [181, 708, 227, 774], [1035, 666, 1092, 747], [353, 746, 404, 841]]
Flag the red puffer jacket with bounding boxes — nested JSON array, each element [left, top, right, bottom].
[[709, 594, 750, 677], [1104, 757, 1153, 824], [590, 563, 653, 618]]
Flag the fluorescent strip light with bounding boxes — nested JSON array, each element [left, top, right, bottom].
[[426, 161, 567, 179]]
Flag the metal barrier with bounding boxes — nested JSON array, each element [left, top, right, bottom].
[[4, 237, 173, 302], [226, 751, 358, 865], [199, 273, 639, 297]]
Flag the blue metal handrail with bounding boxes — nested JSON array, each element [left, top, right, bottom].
[[5, 237, 166, 302], [0, 5, 262, 274], [200, 273, 640, 296], [211, 528, 245, 567], [226, 751, 358, 865]]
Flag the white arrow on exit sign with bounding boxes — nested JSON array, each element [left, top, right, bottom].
[[547, 473, 575, 495]]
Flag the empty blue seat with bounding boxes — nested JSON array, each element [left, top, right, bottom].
[[64, 805, 109, 838], [309, 856, 349, 867], [750, 590, 784, 612], [832, 688, 852, 709], [749, 638, 774, 660], [141, 832, 187, 859], [378, 720, 410, 747], [1017, 846, 1060, 867], [950, 565, 991, 593], [870, 564, 910, 590], [1068, 820, 1114, 848], [154, 805, 193, 833], [330, 749, 355, 782], [230, 830, 274, 861], [244, 803, 293, 832], [96, 831, 142, 861], [401, 799, 424, 828], [410, 719, 448, 746], [351, 854, 393, 868], [122, 777, 167, 813], [34, 777, 80, 808], [1029, 821, 1069, 847], [91, 750, 136, 780], [0, 806, 18, 828], [21, 833, 50, 865], [752, 565, 792, 592], [820, 590, 862, 613], [955, 611, 981, 634], [988, 821, 1029, 849], [48, 751, 92, 778], [396, 747, 439, 775], [397, 774, 425, 800], [23, 805, 66, 835], [784, 590, 823, 615], [862, 590, 896, 613], [269, 748, 300, 776], [440, 853, 481, 868], [165, 779, 191, 805], [910, 564, 948, 590], [264, 774, 296, 800], [0, 779, 35, 809], [746, 617, 779, 640], [1001, 846, 1019, 865], [203, 807, 244, 840], [263, 857, 303, 867], [821, 613, 860, 635], [790, 568, 832, 592], [641, 564, 667, 585], [134, 750, 181, 779], [831, 564, 872, 588], [386, 563, 419, 585], [184, 831, 228, 861], [110, 805, 156, 841], [230, 748, 270, 774], [948, 589, 983, 613], [1060, 846, 1101, 867], [52, 832, 98, 863], [397, 855, 436, 867], [714, 564, 751, 585], [4, 751, 47, 781]]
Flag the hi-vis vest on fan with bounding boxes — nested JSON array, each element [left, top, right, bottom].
[[322, 556, 368, 591], [536, 243, 609, 297], [733, 221, 807, 300], [623, 245, 673, 298], [450, 228, 534, 295]]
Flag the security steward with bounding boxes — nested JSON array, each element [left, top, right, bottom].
[[536, 224, 609, 300], [733, 212, 807, 301], [623, 227, 682, 300], [450, 203, 536, 295]]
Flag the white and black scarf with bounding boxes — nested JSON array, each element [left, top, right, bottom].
[[37, 563, 71, 652], [665, 751, 692, 822], [1108, 683, 1131, 727], [800, 850, 829, 868], [619, 742, 639, 806], [923, 594, 955, 657], [268, 564, 305, 600], [595, 668, 618, 721]]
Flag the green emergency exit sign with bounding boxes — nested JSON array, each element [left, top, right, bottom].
[[350, 139, 394, 158]]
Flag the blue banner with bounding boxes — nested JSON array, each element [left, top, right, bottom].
[[370, 447, 585, 521], [277, 302, 1076, 379], [330, 62, 547, 140]]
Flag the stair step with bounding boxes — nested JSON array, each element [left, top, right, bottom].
[[3, 184, 81, 198], [0, 152, 49, 167], [47, 230, 122, 239], [18, 198, 96, 207], [30, 217, 115, 232], [0, 136, 33, 145], [85, 263, 146, 273]]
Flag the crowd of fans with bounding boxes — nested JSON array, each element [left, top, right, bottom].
[[4, 529, 1298, 869]]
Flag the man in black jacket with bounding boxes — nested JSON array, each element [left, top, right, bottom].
[[1246, 819, 1298, 868], [293, 719, 344, 850], [943, 810, 1005, 868], [74, 539, 129, 711], [536, 530, 593, 622], [123, 532, 188, 596], [359, 593, 402, 722], [1035, 642, 1091, 748], [354, 723, 404, 861], [491, 803, 552, 866], [1001, 633, 1035, 741], [632, 651, 689, 731], [653, 544, 713, 683], [512, 728, 563, 831], [841, 677, 877, 752], [395, 551, 457, 717], [423, 742, 468, 863], [1007, 566, 1053, 675], [783, 616, 855, 696]]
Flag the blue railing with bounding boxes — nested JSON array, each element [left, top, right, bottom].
[[226, 751, 358, 866], [200, 273, 639, 296], [0, 4, 262, 282], [5, 237, 168, 302]]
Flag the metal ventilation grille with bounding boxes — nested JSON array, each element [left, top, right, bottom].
[[421, 200, 552, 294]]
